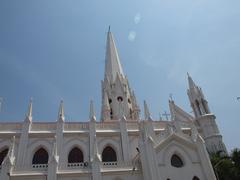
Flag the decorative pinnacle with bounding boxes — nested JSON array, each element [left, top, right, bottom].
[[25, 98, 33, 122], [89, 100, 96, 121], [144, 100, 152, 120], [58, 100, 65, 121]]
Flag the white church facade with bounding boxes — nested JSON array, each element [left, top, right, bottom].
[[0, 30, 227, 180]]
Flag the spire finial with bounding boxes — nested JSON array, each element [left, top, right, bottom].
[[89, 100, 96, 121], [108, 25, 111, 32], [58, 100, 65, 122]]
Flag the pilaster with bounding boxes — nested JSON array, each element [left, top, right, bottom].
[[16, 120, 31, 167], [119, 116, 130, 161]]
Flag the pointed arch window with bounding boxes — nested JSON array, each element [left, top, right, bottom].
[[32, 148, 49, 164], [102, 146, 117, 162], [0, 148, 9, 165], [193, 176, 200, 180], [68, 147, 83, 163], [171, 154, 184, 168]]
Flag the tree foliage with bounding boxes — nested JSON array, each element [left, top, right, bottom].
[[210, 148, 240, 180]]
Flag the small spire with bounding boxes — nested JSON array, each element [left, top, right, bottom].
[[89, 100, 96, 121], [58, 100, 65, 122], [144, 100, 152, 120], [108, 25, 111, 32], [25, 98, 33, 122], [169, 100, 175, 121]]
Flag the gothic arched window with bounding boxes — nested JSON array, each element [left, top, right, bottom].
[[102, 146, 117, 162], [68, 147, 83, 163], [0, 148, 9, 165], [32, 148, 49, 164], [193, 176, 200, 180], [171, 154, 184, 168]]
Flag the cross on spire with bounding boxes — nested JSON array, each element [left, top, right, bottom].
[[162, 111, 171, 121]]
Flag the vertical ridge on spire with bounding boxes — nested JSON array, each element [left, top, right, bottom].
[[105, 29, 124, 82]]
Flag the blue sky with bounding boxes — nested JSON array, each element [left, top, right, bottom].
[[0, 0, 240, 151]]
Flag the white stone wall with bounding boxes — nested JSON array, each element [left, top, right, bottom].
[[0, 119, 217, 180]]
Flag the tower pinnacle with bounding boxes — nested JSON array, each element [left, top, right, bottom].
[[58, 100, 65, 122]]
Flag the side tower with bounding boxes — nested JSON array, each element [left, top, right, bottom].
[[187, 74, 227, 154], [100, 28, 140, 121]]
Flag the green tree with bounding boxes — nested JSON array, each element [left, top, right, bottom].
[[210, 148, 240, 180]]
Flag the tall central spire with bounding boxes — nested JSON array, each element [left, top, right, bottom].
[[105, 28, 124, 82], [101, 29, 140, 121]]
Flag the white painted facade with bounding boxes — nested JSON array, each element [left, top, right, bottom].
[[0, 30, 226, 180]]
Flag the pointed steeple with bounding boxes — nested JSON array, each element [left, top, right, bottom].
[[25, 98, 33, 122], [144, 100, 152, 120], [58, 100, 65, 122], [101, 29, 139, 121], [89, 100, 96, 121], [187, 73, 210, 117], [105, 29, 124, 82], [187, 73, 197, 90]]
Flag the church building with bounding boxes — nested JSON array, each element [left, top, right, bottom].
[[0, 29, 227, 180]]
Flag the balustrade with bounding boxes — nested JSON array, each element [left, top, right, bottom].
[[64, 123, 89, 131], [0, 123, 22, 132], [32, 164, 48, 169], [96, 122, 119, 130], [67, 162, 85, 168], [31, 123, 56, 131]]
